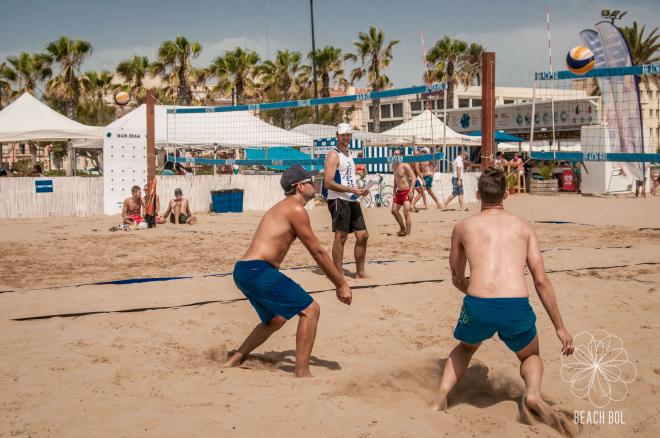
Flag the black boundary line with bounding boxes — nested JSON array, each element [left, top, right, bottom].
[[11, 279, 444, 322], [0, 259, 402, 295]]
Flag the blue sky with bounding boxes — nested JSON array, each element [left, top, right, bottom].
[[1, 0, 658, 88]]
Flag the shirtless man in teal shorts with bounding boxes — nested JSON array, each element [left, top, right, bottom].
[[432, 168, 575, 431], [223, 165, 352, 377]]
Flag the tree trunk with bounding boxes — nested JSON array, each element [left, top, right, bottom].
[[372, 98, 381, 133], [447, 62, 455, 109], [178, 69, 192, 105], [29, 142, 37, 166]]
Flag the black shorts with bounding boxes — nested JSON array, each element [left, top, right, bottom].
[[327, 198, 367, 233]]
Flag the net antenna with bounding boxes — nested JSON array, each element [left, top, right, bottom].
[[545, 5, 558, 150]]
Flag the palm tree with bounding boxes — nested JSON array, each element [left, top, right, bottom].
[[620, 22, 659, 88], [116, 55, 151, 104], [189, 66, 211, 104], [426, 36, 468, 109], [0, 62, 14, 109], [309, 46, 347, 98], [460, 43, 484, 87], [45, 36, 93, 119], [80, 70, 114, 102], [150, 36, 202, 105], [345, 26, 399, 133], [209, 47, 261, 104], [260, 50, 307, 128], [3, 51, 52, 96]]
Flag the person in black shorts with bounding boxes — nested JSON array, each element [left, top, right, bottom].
[[323, 123, 370, 278]]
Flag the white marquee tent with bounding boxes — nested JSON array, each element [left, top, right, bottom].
[[0, 93, 104, 142], [381, 110, 482, 146], [105, 104, 313, 148]]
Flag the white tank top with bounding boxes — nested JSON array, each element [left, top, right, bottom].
[[324, 147, 359, 202]]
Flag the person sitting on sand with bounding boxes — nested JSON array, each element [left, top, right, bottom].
[[223, 165, 352, 377], [142, 184, 166, 224], [122, 185, 144, 225], [161, 188, 197, 225], [391, 150, 416, 237], [432, 168, 577, 435]]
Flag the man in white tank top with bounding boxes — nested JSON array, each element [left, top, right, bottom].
[[323, 123, 370, 278]]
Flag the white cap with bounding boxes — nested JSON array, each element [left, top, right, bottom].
[[337, 123, 352, 135]]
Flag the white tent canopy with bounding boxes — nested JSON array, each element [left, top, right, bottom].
[[381, 110, 482, 146], [106, 104, 313, 148], [0, 93, 104, 142]]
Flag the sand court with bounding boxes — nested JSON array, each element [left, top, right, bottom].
[[1, 195, 660, 437]]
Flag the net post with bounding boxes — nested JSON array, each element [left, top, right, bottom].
[[481, 51, 495, 170], [529, 79, 537, 154], [146, 89, 156, 185]]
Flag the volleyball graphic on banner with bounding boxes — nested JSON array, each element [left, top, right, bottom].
[[566, 46, 595, 74]]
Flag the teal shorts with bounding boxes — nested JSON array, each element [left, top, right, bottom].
[[424, 175, 433, 189], [454, 295, 537, 352]]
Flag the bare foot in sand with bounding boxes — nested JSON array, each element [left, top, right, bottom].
[[356, 272, 371, 279], [294, 367, 313, 378], [222, 352, 244, 368], [430, 389, 448, 411], [397, 230, 407, 237], [521, 394, 580, 437]]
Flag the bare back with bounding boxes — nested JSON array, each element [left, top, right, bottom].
[[454, 210, 531, 297], [241, 197, 301, 268]]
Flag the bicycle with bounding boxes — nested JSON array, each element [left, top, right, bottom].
[[357, 174, 394, 208]]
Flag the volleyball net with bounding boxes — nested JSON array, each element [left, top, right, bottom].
[[529, 64, 660, 179], [163, 81, 486, 172]]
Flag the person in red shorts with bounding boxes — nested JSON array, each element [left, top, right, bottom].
[[390, 150, 417, 236], [122, 185, 144, 225]]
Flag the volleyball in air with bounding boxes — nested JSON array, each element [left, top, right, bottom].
[[566, 46, 595, 75], [114, 90, 130, 106]]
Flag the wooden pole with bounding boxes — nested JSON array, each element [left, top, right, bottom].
[[146, 89, 156, 184], [481, 51, 495, 170]]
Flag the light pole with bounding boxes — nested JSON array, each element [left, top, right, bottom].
[[310, 0, 320, 123], [601, 9, 627, 25]]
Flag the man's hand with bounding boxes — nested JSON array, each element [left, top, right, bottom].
[[557, 327, 574, 355], [353, 187, 369, 197], [336, 283, 352, 305], [407, 190, 414, 201]]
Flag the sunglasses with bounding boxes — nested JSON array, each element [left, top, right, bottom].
[[294, 177, 314, 187]]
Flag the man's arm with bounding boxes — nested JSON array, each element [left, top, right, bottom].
[[456, 163, 463, 182], [527, 227, 574, 355], [290, 205, 352, 305], [184, 199, 192, 217], [406, 165, 416, 200], [161, 201, 172, 219], [449, 224, 469, 293], [122, 199, 132, 222], [323, 151, 366, 196]]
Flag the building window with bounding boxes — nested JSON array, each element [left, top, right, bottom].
[[458, 98, 470, 108], [472, 99, 482, 107], [369, 105, 375, 120], [504, 99, 515, 104], [393, 103, 403, 118], [381, 104, 391, 119], [410, 101, 422, 112], [20, 144, 25, 154]]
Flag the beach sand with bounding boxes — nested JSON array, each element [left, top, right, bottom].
[[1, 194, 659, 437]]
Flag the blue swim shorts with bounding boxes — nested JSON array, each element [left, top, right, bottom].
[[233, 260, 313, 323], [451, 176, 464, 196], [454, 295, 537, 352]]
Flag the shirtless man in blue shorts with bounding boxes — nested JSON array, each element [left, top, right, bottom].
[[432, 168, 576, 433], [223, 165, 352, 378]]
